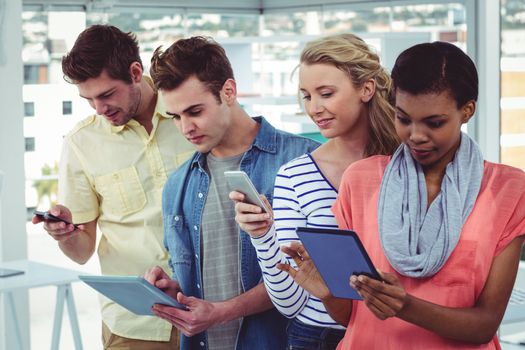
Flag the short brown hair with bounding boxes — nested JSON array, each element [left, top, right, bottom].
[[62, 24, 142, 84], [150, 36, 234, 102]]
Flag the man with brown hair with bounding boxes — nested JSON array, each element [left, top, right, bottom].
[[32, 24, 194, 349], [144, 36, 320, 350]]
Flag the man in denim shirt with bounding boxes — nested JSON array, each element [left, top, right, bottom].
[[144, 37, 320, 350]]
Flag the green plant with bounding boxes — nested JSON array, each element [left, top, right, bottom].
[[33, 162, 59, 206]]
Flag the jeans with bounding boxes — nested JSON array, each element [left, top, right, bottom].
[[286, 318, 346, 350]]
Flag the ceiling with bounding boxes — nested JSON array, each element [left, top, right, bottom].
[[22, 0, 459, 14]]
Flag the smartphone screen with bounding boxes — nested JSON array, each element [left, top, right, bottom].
[[224, 171, 270, 212]]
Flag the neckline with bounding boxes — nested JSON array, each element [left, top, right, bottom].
[[306, 153, 338, 193]]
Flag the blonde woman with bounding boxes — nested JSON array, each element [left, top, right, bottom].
[[231, 33, 399, 349]]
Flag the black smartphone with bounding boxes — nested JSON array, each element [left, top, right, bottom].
[[34, 210, 78, 228]]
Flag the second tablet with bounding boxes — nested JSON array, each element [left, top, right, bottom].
[[296, 227, 381, 300]]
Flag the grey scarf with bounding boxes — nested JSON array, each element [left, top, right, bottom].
[[377, 133, 484, 278]]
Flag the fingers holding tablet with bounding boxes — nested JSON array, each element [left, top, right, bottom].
[[143, 266, 181, 299], [278, 242, 332, 300], [295, 227, 381, 300], [79, 275, 187, 316], [350, 270, 408, 320]]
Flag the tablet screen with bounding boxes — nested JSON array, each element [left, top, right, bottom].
[[296, 227, 380, 300], [79, 275, 186, 315]]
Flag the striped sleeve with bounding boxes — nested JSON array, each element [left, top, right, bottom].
[[251, 155, 342, 329], [251, 159, 309, 318]]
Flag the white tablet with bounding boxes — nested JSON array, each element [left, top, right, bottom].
[[79, 275, 186, 315]]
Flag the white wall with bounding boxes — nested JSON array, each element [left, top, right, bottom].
[[0, 0, 31, 349]]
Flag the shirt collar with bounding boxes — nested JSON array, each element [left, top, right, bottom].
[[109, 76, 171, 134], [251, 116, 277, 154], [190, 116, 276, 169]]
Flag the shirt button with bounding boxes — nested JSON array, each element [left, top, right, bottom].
[[200, 341, 205, 346], [198, 193, 203, 198], [195, 254, 199, 259], [174, 216, 180, 221], [193, 225, 198, 231], [197, 284, 201, 289]]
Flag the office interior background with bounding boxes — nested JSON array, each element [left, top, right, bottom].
[[0, 0, 524, 349]]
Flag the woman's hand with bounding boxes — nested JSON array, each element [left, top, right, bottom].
[[230, 190, 273, 238], [350, 270, 410, 320], [278, 242, 332, 300]]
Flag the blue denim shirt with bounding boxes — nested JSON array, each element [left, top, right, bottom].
[[163, 117, 320, 350]]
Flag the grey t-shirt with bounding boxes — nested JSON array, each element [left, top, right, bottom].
[[201, 152, 243, 350]]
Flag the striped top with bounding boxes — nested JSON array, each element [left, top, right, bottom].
[[251, 154, 345, 329]]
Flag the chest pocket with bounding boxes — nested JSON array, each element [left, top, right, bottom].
[[94, 166, 147, 219], [430, 240, 477, 287]]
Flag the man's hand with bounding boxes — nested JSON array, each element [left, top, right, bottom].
[[144, 266, 181, 300], [152, 293, 225, 337], [230, 191, 273, 238], [350, 270, 409, 320], [278, 242, 332, 300], [32, 204, 84, 242]]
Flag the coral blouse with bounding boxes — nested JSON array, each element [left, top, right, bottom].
[[332, 156, 525, 350]]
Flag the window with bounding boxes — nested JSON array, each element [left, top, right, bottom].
[[24, 65, 39, 84], [62, 101, 72, 115], [501, 0, 525, 261], [501, 0, 525, 171], [24, 102, 35, 117], [23, 64, 48, 84], [25, 137, 35, 152], [324, 7, 391, 34]]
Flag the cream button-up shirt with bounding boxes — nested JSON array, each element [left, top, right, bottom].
[[59, 80, 194, 341]]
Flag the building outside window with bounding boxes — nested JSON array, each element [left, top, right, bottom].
[[25, 137, 35, 152], [23, 64, 48, 84], [62, 100, 72, 115], [24, 102, 35, 117]]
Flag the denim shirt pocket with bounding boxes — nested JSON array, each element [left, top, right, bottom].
[[165, 214, 193, 268]]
